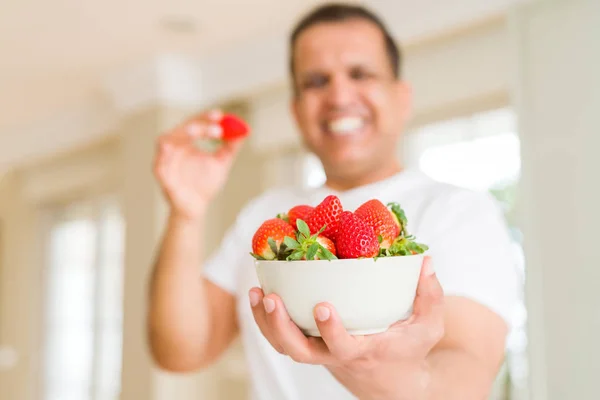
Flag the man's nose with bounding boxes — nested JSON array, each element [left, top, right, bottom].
[[324, 75, 356, 108]]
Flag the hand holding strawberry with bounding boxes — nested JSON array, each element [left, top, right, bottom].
[[153, 110, 249, 221]]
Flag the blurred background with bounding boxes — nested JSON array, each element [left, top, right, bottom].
[[0, 0, 598, 399]]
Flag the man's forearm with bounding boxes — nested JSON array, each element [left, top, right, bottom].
[[423, 348, 498, 400], [332, 348, 498, 400], [148, 212, 209, 369]]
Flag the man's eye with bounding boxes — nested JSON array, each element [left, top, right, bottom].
[[350, 69, 371, 80], [302, 75, 328, 89]]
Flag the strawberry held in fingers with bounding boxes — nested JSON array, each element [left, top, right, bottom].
[[220, 113, 250, 141], [251, 218, 296, 260], [354, 199, 400, 249], [335, 211, 379, 259], [307, 195, 343, 240]]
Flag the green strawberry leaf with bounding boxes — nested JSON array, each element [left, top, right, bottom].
[[249, 252, 266, 260], [377, 247, 389, 257], [317, 224, 327, 235], [306, 243, 319, 260], [284, 236, 300, 249], [406, 241, 429, 254], [297, 219, 311, 238], [268, 238, 278, 255], [276, 213, 289, 222], [287, 249, 305, 261], [388, 202, 409, 236], [318, 245, 337, 260], [377, 235, 383, 244]]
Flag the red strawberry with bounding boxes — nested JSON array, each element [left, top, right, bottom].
[[307, 195, 343, 240], [298, 235, 337, 260], [278, 205, 314, 230], [315, 235, 336, 258], [220, 114, 250, 141], [251, 218, 296, 260], [354, 199, 401, 249], [335, 211, 379, 259]]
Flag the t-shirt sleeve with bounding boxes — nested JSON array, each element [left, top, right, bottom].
[[417, 189, 524, 329], [201, 191, 278, 296]]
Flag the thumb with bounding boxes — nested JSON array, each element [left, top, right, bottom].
[[215, 136, 246, 163], [412, 256, 444, 324]]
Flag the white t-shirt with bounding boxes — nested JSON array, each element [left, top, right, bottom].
[[203, 168, 523, 400]]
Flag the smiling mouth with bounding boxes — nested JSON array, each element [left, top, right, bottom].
[[324, 116, 366, 136]]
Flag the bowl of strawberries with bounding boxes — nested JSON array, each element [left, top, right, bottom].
[[250, 195, 428, 337]]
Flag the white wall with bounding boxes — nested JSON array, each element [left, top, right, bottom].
[[511, 0, 600, 399]]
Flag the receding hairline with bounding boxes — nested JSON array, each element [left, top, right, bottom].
[[288, 4, 402, 86]]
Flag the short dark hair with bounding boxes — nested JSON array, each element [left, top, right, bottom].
[[289, 2, 402, 82]]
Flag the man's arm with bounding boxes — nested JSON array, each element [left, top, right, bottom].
[[425, 296, 508, 399], [147, 213, 239, 373], [148, 108, 246, 372]]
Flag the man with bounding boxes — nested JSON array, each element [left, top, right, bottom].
[[149, 3, 521, 399]]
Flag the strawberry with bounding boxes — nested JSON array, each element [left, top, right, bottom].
[[277, 205, 314, 230], [307, 195, 343, 240], [354, 199, 400, 249], [335, 211, 379, 259], [314, 235, 336, 259], [378, 202, 429, 257], [251, 218, 296, 260], [283, 220, 337, 261], [220, 113, 250, 141]]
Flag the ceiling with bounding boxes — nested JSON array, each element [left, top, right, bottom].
[[0, 0, 530, 168], [0, 0, 327, 131]]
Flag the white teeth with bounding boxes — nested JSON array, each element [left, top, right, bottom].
[[328, 117, 364, 136]]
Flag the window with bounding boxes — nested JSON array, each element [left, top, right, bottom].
[[404, 108, 520, 191], [41, 196, 124, 400]]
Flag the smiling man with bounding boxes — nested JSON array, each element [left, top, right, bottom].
[[149, 3, 522, 399]]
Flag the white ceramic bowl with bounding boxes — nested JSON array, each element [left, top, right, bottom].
[[254, 255, 423, 336]]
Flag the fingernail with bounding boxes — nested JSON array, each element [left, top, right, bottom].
[[206, 109, 223, 120], [186, 123, 203, 136], [206, 124, 223, 138], [263, 298, 275, 314], [423, 257, 435, 276], [315, 306, 330, 322], [249, 291, 259, 307]]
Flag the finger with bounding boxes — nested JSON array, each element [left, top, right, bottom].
[[158, 128, 195, 150], [412, 256, 444, 326], [249, 288, 285, 354], [153, 141, 175, 178], [214, 135, 246, 162], [184, 121, 223, 139], [313, 303, 362, 362], [205, 108, 223, 121], [182, 108, 223, 138], [263, 294, 331, 365]]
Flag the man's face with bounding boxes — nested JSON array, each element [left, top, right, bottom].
[[291, 18, 411, 178]]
